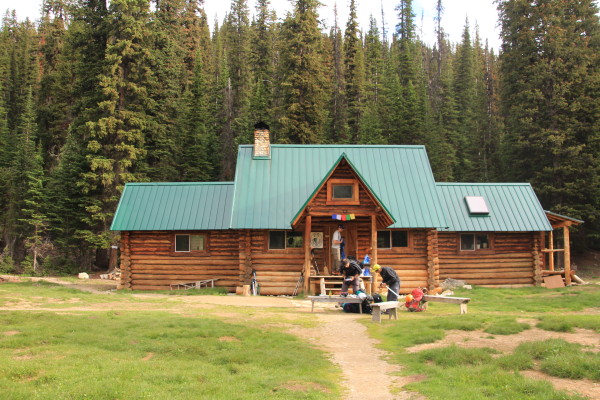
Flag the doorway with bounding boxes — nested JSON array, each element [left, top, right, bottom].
[[329, 222, 357, 270]]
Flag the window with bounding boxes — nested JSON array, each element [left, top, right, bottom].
[[377, 231, 409, 249], [269, 231, 303, 249], [460, 234, 490, 251], [175, 234, 205, 252], [326, 179, 359, 204], [332, 184, 353, 199]]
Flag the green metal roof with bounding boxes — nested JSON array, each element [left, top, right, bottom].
[[110, 182, 234, 231], [544, 210, 584, 224], [231, 145, 448, 229], [436, 183, 552, 232]]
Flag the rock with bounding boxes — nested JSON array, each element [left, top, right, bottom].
[[463, 285, 473, 290], [78, 272, 90, 279], [440, 278, 467, 290]]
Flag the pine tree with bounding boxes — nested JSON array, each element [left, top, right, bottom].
[[498, 0, 600, 248], [7, 88, 42, 262], [220, 0, 252, 180], [79, 0, 151, 249], [249, 0, 277, 124], [37, 0, 73, 170], [19, 143, 48, 274], [343, 0, 365, 142], [452, 20, 476, 180], [360, 16, 385, 144], [328, 4, 347, 142], [277, 0, 327, 143]]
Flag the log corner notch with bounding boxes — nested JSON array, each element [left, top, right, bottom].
[[119, 232, 132, 290], [543, 211, 584, 286], [426, 229, 439, 290]]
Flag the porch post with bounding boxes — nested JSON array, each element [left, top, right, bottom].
[[548, 230, 554, 271], [303, 215, 312, 293], [119, 232, 131, 290], [371, 215, 378, 293], [426, 229, 439, 290], [564, 226, 571, 285], [533, 233, 542, 286]]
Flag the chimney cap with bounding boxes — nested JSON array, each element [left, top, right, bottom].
[[254, 121, 269, 130]]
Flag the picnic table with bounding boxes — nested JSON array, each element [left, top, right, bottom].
[[169, 279, 219, 290]]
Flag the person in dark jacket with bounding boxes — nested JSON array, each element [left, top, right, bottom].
[[340, 258, 362, 295], [372, 264, 400, 301]]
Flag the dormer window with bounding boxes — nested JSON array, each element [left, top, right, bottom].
[[327, 179, 359, 205]]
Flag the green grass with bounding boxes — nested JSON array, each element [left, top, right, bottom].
[[366, 284, 600, 400], [0, 311, 340, 399], [515, 340, 600, 381], [450, 285, 600, 313], [537, 315, 600, 332]]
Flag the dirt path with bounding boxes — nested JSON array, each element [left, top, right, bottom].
[[294, 304, 424, 400]]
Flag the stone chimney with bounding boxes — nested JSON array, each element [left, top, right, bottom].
[[253, 121, 271, 159]]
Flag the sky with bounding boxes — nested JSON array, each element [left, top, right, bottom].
[[0, 0, 502, 50]]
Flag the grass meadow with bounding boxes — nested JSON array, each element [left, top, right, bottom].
[[367, 284, 600, 400], [1, 280, 599, 399], [0, 281, 338, 400]]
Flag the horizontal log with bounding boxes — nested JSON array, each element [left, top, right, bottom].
[[439, 262, 532, 268], [131, 274, 238, 280], [439, 271, 533, 279], [131, 257, 237, 264], [440, 268, 532, 274], [131, 279, 238, 286], [454, 278, 533, 285]]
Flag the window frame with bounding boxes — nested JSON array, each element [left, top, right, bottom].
[[171, 233, 209, 256], [268, 231, 304, 250], [376, 230, 411, 252], [458, 233, 494, 253], [326, 179, 359, 205]]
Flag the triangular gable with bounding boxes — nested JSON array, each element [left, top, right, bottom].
[[290, 153, 395, 227]]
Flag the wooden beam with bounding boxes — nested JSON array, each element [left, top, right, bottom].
[[548, 230, 554, 271], [564, 226, 571, 285], [371, 214, 378, 293], [303, 215, 312, 293]]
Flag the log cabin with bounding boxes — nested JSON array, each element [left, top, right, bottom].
[[110, 123, 581, 294]]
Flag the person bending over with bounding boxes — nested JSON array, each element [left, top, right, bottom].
[[373, 264, 400, 301], [340, 258, 362, 295]]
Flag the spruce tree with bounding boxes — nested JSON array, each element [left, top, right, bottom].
[[79, 0, 151, 249], [498, 0, 600, 248], [343, 0, 365, 142], [452, 20, 476, 180], [277, 0, 327, 143], [328, 4, 347, 142]]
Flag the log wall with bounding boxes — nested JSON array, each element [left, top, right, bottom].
[[123, 230, 240, 290], [248, 230, 304, 295], [376, 229, 430, 294], [438, 232, 537, 286]]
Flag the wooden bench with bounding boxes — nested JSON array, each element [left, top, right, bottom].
[[308, 296, 365, 313], [423, 295, 471, 314], [170, 279, 219, 291], [371, 301, 400, 323]]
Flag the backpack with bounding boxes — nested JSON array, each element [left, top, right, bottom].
[[342, 302, 372, 314], [405, 288, 427, 312]]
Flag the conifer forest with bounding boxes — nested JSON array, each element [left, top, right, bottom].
[[0, 0, 599, 273]]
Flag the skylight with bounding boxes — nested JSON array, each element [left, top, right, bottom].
[[465, 196, 490, 215]]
